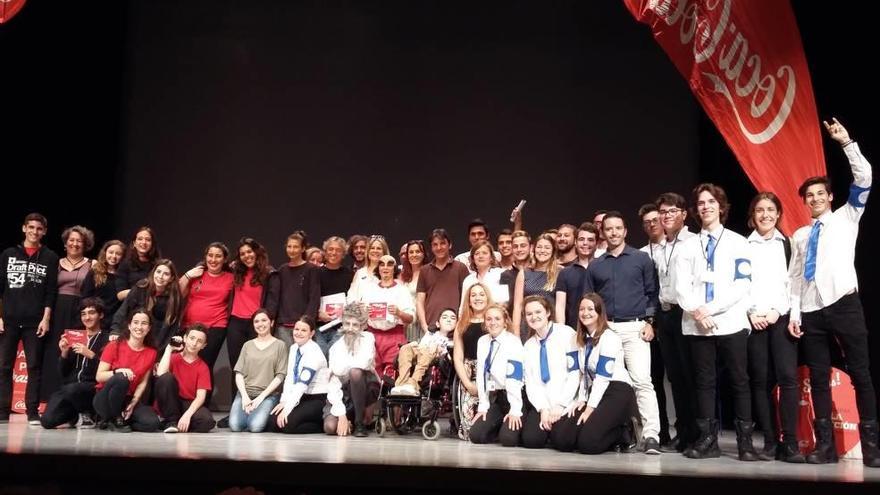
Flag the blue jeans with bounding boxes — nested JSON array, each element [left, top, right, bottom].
[[229, 392, 279, 432]]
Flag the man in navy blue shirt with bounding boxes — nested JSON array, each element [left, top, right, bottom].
[[585, 211, 660, 454]]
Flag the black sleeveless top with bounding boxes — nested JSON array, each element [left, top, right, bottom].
[[462, 321, 485, 360]]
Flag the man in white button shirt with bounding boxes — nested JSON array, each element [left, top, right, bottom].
[[788, 118, 879, 467]]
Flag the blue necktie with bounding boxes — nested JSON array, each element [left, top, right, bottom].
[[583, 340, 594, 391], [483, 338, 497, 391], [705, 234, 716, 303], [804, 220, 822, 282], [539, 327, 554, 384], [293, 348, 302, 383]]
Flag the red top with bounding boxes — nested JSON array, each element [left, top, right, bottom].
[[97, 340, 158, 395], [24, 246, 38, 257], [231, 270, 264, 319], [182, 271, 234, 328], [168, 352, 212, 400]]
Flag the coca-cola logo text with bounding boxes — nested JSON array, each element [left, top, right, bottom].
[[647, 0, 794, 144]]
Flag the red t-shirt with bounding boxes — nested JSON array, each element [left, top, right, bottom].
[[169, 352, 212, 400], [24, 246, 39, 257], [231, 270, 264, 319], [182, 271, 234, 328], [96, 340, 158, 395]]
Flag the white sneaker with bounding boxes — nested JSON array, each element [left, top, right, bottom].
[[163, 425, 179, 433], [397, 384, 419, 396]]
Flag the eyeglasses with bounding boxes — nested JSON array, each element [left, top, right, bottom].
[[378, 261, 396, 267], [370, 235, 386, 241], [642, 218, 660, 226], [658, 208, 684, 216]]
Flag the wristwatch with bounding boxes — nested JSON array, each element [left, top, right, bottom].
[[644, 316, 655, 326]]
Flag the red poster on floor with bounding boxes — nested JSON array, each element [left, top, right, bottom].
[[11, 342, 27, 413], [796, 366, 861, 459]]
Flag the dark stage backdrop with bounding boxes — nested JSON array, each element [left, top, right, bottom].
[[114, 0, 698, 261]]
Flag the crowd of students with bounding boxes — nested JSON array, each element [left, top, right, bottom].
[[0, 119, 877, 467]]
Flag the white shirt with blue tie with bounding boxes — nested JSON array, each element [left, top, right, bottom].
[[789, 142, 871, 322]]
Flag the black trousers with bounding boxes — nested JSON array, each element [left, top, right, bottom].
[[225, 316, 255, 398], [689, 329, 751, 421], [0, 323, 44, 415], [153, 373, 215, 432], [40, 381, 96, 429], [802, 293, 877, 422], [92, 373, 156, 430], [272, 393, 327, 434], [199, 326, 228, 404], [468, 391, 522, 447], [550, 381, 637, 454], [521, 404, 573, 450], [747, 314, 799, 439], [657, 305, 696, 436]]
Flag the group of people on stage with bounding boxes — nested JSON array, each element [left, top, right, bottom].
[[0, 119, 877, 466]]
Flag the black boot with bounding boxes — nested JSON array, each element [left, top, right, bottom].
[[859, 420, 880, 468], [759, 431, 778, 461], [806, 418, 838, 464], [684, 419, 720, 459], [734, 420, 761, 461], [778, 433, 805, 463]]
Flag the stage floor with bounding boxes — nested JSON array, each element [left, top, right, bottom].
[[1, 414, 878, 494]]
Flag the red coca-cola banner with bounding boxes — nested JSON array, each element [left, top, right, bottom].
[[0, 0, 28, 24], [623, 0, 825, 235]]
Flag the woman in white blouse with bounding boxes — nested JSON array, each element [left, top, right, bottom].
[[569, 293, 637, 454], [324, 303, 377, 438], [745, 192, 803, 463], [460, 240, 508, 312], [469, 304, 524, 446], [348, 236, 389, 302], [520, 295, 579, 450], [348, 254, 414, 375], [271, 316, 330, 434]]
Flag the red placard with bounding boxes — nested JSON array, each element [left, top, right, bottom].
[[368, 302, 388, 320], [779, 366, 861, 458], [63, 329, 88, 348]]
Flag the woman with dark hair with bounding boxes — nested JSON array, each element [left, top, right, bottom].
[[745, 192, 803, 462], [520, 295, 579, 450], [115, 226, 160, 301], [230, 309, 288, 433], [111, 259, 182, 352], [265, 231, 320, 347], [227, 238, 272, 399], [271, 316, 330, 434], [399, 240, 425, 342], [81, 240, 126, 330], [43, 225, 96, 400], [348, 254, 414, 375], [179, 242, 235, 389], [93, 308, 158, 432], [562, 293, 638, 454]]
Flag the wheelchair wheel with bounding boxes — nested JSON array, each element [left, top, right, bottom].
[[376, 418, 387, 437], [422, 420, 441, 440], [451, 372, 477, 441]]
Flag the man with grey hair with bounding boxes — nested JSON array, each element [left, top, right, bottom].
[[316, 236, 353, 357]]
